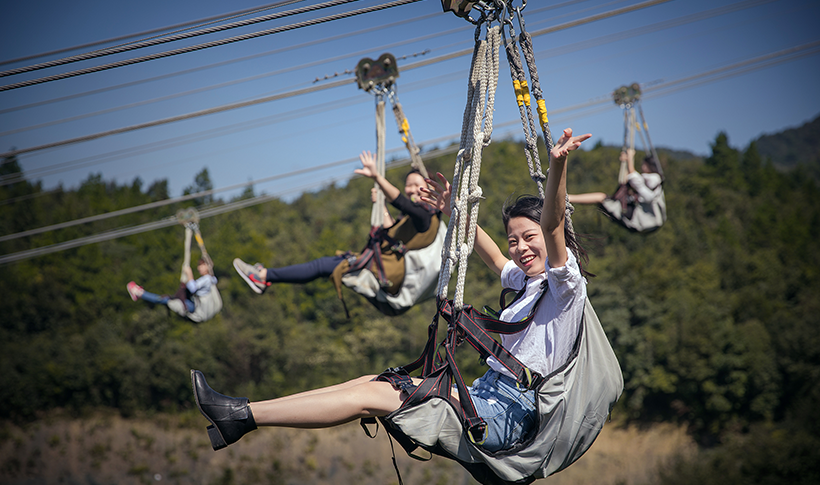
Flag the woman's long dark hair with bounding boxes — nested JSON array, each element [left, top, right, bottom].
[[502, 195, 593, 278]]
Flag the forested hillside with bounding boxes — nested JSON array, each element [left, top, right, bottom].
[[2, 130, 819, 483], [755, 113, 820, 180]]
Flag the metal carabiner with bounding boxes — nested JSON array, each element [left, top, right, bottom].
[[512, 3, 527, 37]]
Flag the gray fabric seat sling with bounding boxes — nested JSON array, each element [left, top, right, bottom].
[[599, 185, 667, 233], [365, 289, 624, 485]]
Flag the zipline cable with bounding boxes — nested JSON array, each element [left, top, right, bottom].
[[5, 0, 769, 138], [0, 0, 358, 78], [0, 0, 583, 115], [0, 144, 464, 264], [0, 10, 443, 116], [86, 1, 306, 57], [2, 35, 442, 139], [0, 0, 670, 158], [2, 0, 777, 177], [0, 0, 306, 67], [0, 154, 360, 242], [4, 31, 812, 189], [0, 0, 423, 92], [0, 70, 464, 188], [3, 33, 816, 261]]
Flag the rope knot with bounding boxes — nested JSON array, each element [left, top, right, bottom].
[[468, 186, 483, 202]]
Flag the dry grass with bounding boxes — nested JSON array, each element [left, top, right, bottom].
[[0, 412, 694, 485]]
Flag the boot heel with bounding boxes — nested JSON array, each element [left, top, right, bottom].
[[207, 425, 227, 450]]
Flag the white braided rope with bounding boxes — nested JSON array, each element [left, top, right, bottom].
[[181, 227, 193, 282], [437, 25, 501, 310], [371, 98, 387, 228], [436, 35, 483, 301]]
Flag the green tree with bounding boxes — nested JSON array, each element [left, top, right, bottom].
[[183, 167, 214, 205]]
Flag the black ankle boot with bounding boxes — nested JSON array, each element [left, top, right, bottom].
[[191, 370, 257, 450]]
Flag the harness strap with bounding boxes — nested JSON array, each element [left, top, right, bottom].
[[375, 282, 548, 446], [347, 226, 391, 287]]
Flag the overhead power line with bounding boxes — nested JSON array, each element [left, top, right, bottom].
[[0, 0, 670, 158], [0, 0, 359, 78], [0, 0, 306, 67], [0, 0, 423, 92]]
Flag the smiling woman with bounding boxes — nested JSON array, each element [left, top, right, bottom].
[[191, 126, 602, 448]]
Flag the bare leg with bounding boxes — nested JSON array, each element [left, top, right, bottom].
[[568, 192, 607, 204], [271, 375, 376, 403], [250, 378, 406, 428]]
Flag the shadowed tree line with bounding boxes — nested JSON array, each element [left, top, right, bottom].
[[1, 124, 819, 483]]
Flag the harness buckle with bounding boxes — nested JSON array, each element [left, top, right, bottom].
[[516, 367, 535, 392], [467, 422, 487, 445]]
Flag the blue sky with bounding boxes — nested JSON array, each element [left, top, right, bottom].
[[1, 0, 818, 202]]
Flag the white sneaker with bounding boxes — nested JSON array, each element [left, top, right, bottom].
[[233, 258, 269, 294]]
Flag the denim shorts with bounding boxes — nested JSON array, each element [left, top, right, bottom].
[[468, 369, 537, 453]]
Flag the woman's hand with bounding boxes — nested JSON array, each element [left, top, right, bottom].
[[419, 172, 453, 217], [550, 128, 592, 162], [354, 150, 378, 179]]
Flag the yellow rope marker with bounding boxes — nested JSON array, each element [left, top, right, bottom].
[[537, 99, 549, 125], [513, 79, 524, 106], [195, 233, 204, 246], [521, 80, 531, 106], [401, 118, 410, 143]]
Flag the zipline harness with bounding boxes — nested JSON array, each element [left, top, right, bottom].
[[331, 53, 445, 317], [170, 207, 222, 322], [599, 83, 667, 232], [363, 3, 623, 484]]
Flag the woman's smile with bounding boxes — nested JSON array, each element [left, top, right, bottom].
[[506, 216, 547, 277]]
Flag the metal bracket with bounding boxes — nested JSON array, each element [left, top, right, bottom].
[[176, 207, 200, 225], [355, 53, 399, 92], [613, 82, 642, 107], [441, 0, 478, 18]]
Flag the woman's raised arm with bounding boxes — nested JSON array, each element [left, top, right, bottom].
[[355, 150, 401, 202], [542, 128, 591, 269]]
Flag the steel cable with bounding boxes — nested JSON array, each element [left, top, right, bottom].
[[0, 0, 306, 67], [0, 0, 423, 92], [0, 0, 358, 78]]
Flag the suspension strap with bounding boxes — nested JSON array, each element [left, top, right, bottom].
[[182, 226, 193, 272], [372, 95, 387, 228], [356, 52, 429, 202], [437, 21, 501, 311], [637, 103, 663, 179], [505, 2, 578, 243], [175, 207, 214, 275], [503, 15, 545, 198], [390, 95, 428, 179], [615, 82, 665, 184]]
